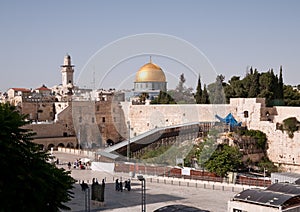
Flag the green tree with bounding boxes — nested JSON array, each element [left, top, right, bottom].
[[177, 73, 186, 93], [195, 74, 202, 104], [207, 75, 226, 104], [139, 92, 149, 104], [222, 67, 285, 106], [257, 156, 278, 175], [282, 117, 300, 138], [248, 69, 260, 98], [201, 84, 210, 104], [204, 144, 243, 177], [278, 66, 284, 100], [283, 85, 300, 106], [237, 129, 268, 150], [224, 76, 239, 103], [167, 73, 196, 104], [151, 91, 176, 104], [0, 103, 75, 211]]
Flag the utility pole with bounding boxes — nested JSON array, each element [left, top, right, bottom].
[[138, 175, 146, 212], [127, 121, 130, 160]]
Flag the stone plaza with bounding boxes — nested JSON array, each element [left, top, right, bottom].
[[54, 152, 253, 212]]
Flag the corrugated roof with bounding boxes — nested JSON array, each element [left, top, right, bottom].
[[267, 183, 300, 194], [233, 188, 300, 209]]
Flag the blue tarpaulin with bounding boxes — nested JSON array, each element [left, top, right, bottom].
[[215, 113, 242, 127]]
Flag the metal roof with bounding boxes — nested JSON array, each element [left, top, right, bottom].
[[233, 188, 300, 209], [267, 183, 300, 194]]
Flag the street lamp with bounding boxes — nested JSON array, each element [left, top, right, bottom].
[[127, 121, 130, 160], [137, 175, 146, 212]]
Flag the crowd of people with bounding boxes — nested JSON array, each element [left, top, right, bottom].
[[115, 179, 131, 192], [67, 159, 91, 170]]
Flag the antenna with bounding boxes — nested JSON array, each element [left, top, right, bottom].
[[150, 55, 152, 63], [93, 67, 96, 90], [92, 65, 95, 90]]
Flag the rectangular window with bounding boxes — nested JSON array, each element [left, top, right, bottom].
[[102, 117, 105, 123]]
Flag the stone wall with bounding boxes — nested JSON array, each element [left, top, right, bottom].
[[95, 96, 127, 145], [21, 102, 55, 121], [125, 104, 231, 136], [122, 98, 300, 173], [34, 136, 77, 150], [24, 122, 73, 138], [250, 106, 300, 172], [124, 98, 266, 137]]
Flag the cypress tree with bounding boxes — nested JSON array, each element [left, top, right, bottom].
[[195, 74, 202, 104], [278, 66, 284, 99], [248, 69, 260, 98], [201, 84, 210, 104]]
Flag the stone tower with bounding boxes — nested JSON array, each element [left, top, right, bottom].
[[61, 54, 74, 87]]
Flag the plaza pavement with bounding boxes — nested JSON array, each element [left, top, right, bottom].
[[54, 151, 256, 212]]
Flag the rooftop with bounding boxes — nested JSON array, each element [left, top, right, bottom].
[[233, 183, 300, 209]]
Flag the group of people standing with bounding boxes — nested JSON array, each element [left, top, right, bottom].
[[115, 179, 131, 192], [67, 159, 90, 170]]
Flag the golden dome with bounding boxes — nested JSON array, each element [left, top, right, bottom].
[[135, 62, 166, 82]]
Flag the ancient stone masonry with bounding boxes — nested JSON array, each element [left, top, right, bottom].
[[122, 98, 300, 172]]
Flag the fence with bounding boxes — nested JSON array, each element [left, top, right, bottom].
[[58, 147, 96, 158], [58, 148, 271, 188], [114, 161, 271, 187]]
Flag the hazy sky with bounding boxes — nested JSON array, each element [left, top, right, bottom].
[[1, 0, 300, 91]]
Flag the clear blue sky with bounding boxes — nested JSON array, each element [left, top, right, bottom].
[[1, 0, 300, 91]]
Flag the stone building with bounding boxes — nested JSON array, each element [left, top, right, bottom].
[[95, 91, 127, 146], [52, 54, 75, 101]]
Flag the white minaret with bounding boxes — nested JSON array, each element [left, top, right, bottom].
[[61, 54, 74, 87]]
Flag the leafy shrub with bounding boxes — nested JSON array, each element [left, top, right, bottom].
[[282, 117, 300, 138]]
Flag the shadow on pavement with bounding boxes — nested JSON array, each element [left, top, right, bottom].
[[65, 182, 185, 212]]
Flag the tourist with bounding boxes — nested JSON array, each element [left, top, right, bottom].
[[115, 179, 119, 191], [102, 179, 105, 188], [119, 181, 123, 192], [125, 179, 131, 191], [80, 180, 89, 191]]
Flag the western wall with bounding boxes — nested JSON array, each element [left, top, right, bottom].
[[121, 98, 300, 172]]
